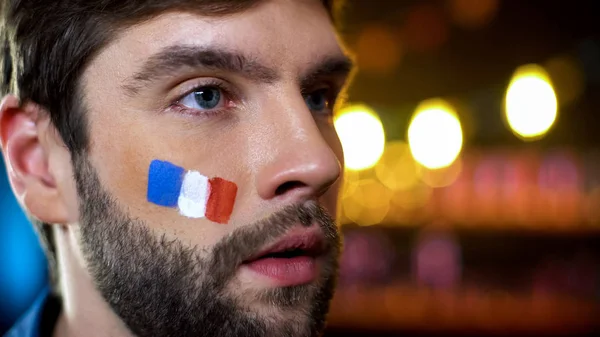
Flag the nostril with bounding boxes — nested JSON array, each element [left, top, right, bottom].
[[275, 181, 305, 196]]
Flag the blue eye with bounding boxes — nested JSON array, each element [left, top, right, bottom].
[[304, 89, 331, 113], [180, 87, 222, 111]]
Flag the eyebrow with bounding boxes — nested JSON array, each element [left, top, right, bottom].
[[300, 55, 354, 90], [122, 44, 354, 96], [122, 45, 280, 95]]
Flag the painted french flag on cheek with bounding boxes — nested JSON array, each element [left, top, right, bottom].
[[147, 160, 238, 224]]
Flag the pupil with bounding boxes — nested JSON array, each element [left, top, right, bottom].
[[312, 95, 322, 105], [307, 92, 327, 110], [194, 88, 220, 109], [201, 90, 214, 101]]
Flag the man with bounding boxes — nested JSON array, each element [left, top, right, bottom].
[[0, 0, 353, 336]]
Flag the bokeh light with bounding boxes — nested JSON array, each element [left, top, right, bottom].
[[355, 23, 402, 75], [334, 104, 386, 171], [408, 99, 464, 170], [418, 158, 463, 188], [390, 182, 433, 212], [412, 230, 462, 289], [341, 168, 361, 199], [375, 141, 419, 191], [447, 0, 500, 30], [505, 64, 558, 140], [538, 153, 579, 191], [339, 230, 396, 285], [342, 178, 392, 226]]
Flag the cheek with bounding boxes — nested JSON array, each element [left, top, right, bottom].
[[90, 143, 169, 223], [87, 143, 236, 249], [85, 107, 246, 233]]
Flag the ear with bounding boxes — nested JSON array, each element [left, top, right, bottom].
[[0, 95, 70, 224]]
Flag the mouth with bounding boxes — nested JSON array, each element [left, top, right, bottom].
[[241, 226, 327, 287]]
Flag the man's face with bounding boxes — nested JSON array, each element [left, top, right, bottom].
[[71, 0, 349, 336]]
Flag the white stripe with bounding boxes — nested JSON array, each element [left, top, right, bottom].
[[177, 170, 209, 218]]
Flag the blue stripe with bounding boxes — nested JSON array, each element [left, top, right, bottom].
[[147, 160, 185, 207]]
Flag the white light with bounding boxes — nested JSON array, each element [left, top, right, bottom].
[[408, 99, 463, 170], [334, 104, 386, 171], [505, 64, 558, 140]]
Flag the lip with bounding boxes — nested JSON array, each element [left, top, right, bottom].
[[241, 226, 327, 287], [243, 226, 326, 263]]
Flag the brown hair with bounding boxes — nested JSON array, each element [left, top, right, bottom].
[[0, 0, 342, 291]]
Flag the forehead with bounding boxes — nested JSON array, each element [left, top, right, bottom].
[[90, 0, 343, 80]]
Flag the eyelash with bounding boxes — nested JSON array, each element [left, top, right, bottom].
[[303, 85, 339, 111], [168, 79, 340, 117]]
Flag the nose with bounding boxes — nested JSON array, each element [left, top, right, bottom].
[[254, 101, 342, 204]]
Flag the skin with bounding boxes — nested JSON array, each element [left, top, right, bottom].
[[0, 0, 350, 336]]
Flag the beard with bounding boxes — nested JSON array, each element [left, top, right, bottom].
[[72, 156, 341, 337]]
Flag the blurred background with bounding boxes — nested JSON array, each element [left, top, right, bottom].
[[1, 0, 600, 336]]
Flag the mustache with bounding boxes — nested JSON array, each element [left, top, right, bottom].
[[206, 200, 340, 289]]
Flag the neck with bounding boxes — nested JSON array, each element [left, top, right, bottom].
[[52, 225, 133, 337]]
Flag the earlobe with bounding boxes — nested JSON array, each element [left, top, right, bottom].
[[0, 94, 70, 224]]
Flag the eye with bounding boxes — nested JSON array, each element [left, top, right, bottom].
[[304, 88, 332, 113], [179, 86, 223, 111]]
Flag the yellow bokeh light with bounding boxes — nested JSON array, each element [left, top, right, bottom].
[[448, 0, 499, 29], [341, 194, 363, 225], [391, 182, 433, 211], [418, 157, 463, 188], [342, 178, 391, 226], [356, 24, 402, 75], [505, 64, 558, 140], [408, 99, 463, 170], [375, 141, 419, 191], [341, 168, 361, 199], [334, 104, 386, 171]]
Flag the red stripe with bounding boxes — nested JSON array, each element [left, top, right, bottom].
[[205, 177, 238, 224]]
